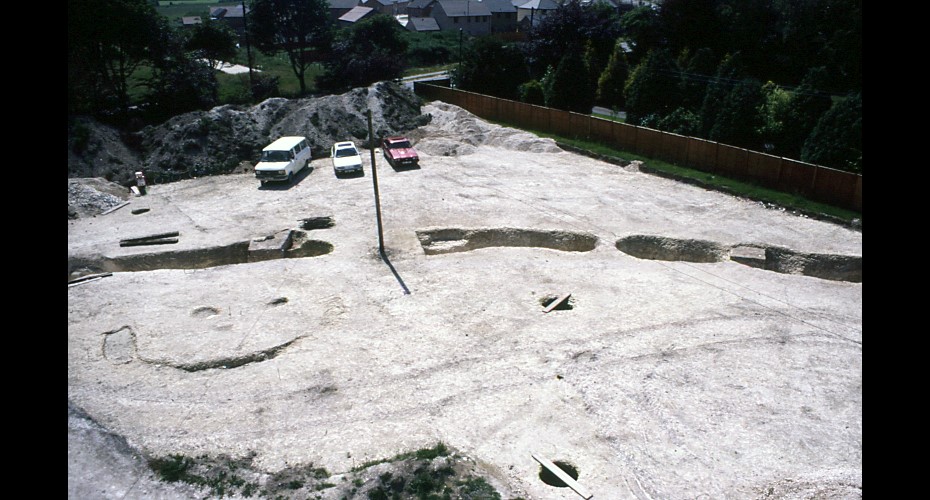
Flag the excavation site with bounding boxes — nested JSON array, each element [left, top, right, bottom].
[[68, 85, 862, 500]]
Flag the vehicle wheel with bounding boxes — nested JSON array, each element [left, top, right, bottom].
[[288, 172, 294, 184], [260, 180, 266, 186]]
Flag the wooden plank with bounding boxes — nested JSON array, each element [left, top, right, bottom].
[[532, 453, 593, 499], [120, 238, 179, 247], [67, 272, 113, 286], [543, 293, 571, 313], [120, 231, 180, 244], [100, 201, 130, 215]]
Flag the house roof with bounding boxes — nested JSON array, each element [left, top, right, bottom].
[[408, 0, 436, 7], [436, 0, 492, 17], [329, 0, 361, 8], [515, 0, 558, 10], [339, 5, 375, 22], [365, 0, 407, 5], [209, 5, 247, 18], [407, 16, 441, 31], [483, 0, 517, 13]]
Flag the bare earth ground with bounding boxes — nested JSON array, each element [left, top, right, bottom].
[[68, 102, 862, 499]]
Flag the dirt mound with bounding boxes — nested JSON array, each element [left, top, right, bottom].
[[413, 101, 562, 157], [68, 82, 431, 186], [68, 116, 144, 186]]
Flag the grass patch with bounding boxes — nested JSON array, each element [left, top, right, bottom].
[[148, 453, 253, 497], [147, 445, 503, 499], [457, 476, 502, 499], [353, 442, 450, 472], [156, 0, 237, 23]]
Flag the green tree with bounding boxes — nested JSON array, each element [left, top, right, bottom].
[[659, 0, 725, 57], [144, 33, 220, 123], [697, 52, 744, 136], [518, 80, 546, 106], [777, 67, 834, 160], [185, 19, 238, 72], [68, 0, 166, 117], [453, 37, 528, 101], [524, 1, 621, 78], [676, 47, 717, 110], [618, 6, 661, 65], [546, 48, 594, 113], [801, 92, 861, 173], [657, 107, 701, 137], [248, 0, 333, 95], [756, 81, 792, 152], [316, 14, 409, 93], [624, 49, 681, 125], [595, 39, 630, 109], [707, 78, 765, 150]]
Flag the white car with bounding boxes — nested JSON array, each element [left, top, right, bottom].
[[331, 141, 363, 175], [254, 136, 311, 185]]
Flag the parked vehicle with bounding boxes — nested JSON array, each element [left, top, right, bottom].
[[381, 136, 419, 168], [254, 136, 312, 185], [331, 141, 364, 175]]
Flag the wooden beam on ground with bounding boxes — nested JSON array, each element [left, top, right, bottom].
[[120, 231, 180, 243], [120, 238, 179, 247], [100, 201, 130, 215], [67, 272, 113, 287], [543, 293, 571, 313], [532, 453, 593, 499]]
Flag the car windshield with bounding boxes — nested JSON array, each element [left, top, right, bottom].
[[261, 150, 291, 162], [389, 140, 411, 149], [335, 148, 357, 158]]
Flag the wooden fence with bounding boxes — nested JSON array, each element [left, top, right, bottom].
[[414, 83, 861, 213]]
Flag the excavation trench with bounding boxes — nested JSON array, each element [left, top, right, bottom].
[[67, 230, 333, 281], [416, 228, 597, 255], [615, 235, 862, 282]]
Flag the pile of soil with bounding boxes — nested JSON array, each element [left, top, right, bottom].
[[68, 82, 431, 187]]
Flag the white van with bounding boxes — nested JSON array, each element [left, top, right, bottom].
[[254, 136, 312, 185]]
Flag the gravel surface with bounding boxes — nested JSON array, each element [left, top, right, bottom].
[[68, 100, 862, 500]]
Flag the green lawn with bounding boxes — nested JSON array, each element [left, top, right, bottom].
[[156, 0, 239, 22]]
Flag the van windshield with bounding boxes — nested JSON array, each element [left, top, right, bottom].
[[261, 150, 292, 162]]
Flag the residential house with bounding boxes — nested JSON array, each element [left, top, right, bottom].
[[407, 0, 436, 17], [432, 0, 492, 35], [482, 0, 517, 34], [181, 16, 203, 28], [328, 0, 362, 21], [406, 16, 441, 32], [338, 5, 379, 26], [209, 5, 248, 34], [514, 0, 558, 29], [364, 0, 410, 15]]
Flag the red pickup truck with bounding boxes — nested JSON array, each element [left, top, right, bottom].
[[381, 136, 419, 167]]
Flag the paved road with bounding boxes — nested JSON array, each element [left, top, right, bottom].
[[591, 106, 626, 120]]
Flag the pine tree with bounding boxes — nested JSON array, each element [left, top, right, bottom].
[[801, 93, 861, 173], [596, 40, 630, 109]]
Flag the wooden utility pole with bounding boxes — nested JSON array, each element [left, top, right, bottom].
[[241, 0, 255, 98], [368, 110, 385, 255]]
